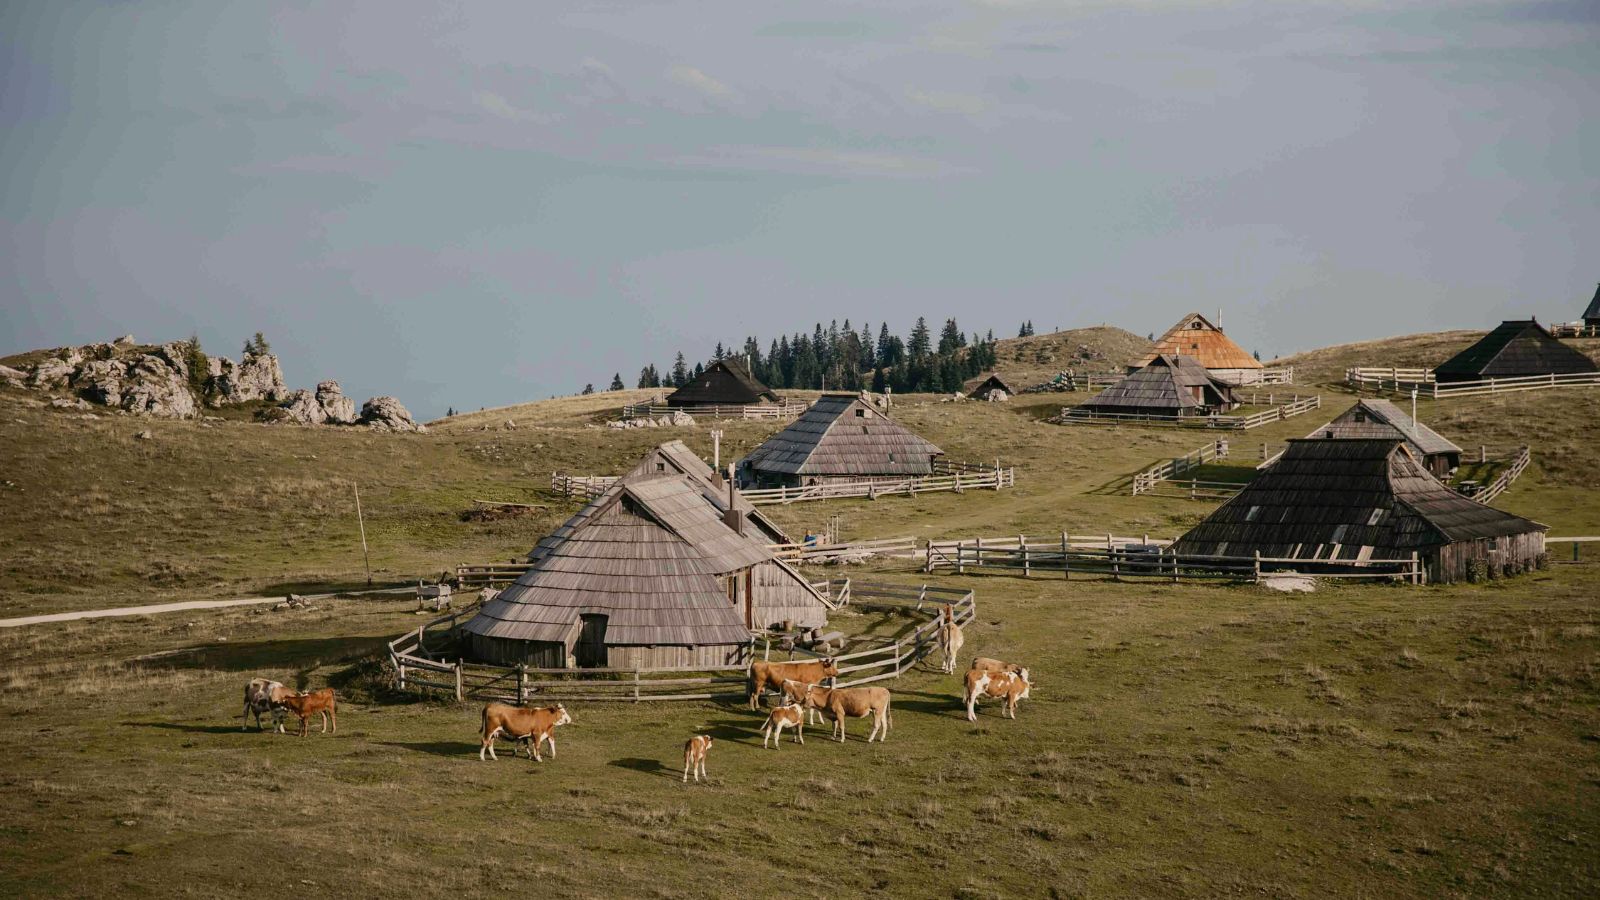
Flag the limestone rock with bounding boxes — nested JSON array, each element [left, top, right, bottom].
[[29, 352, 80, 390], [0, 364, 29, 387], [118, 353, 197, 418], [75, 359, 128, 407], [113, 335, 137, 347], [49, 396, 92, 410], [358, 396, 423, 432], [315, 381, 357, 424], [273, 389, 327, 425], [207, 352, 286, 407], [665, 409, 695, 426]]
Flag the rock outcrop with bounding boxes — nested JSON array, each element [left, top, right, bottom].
[[271, 380, 359, 426], [206, 352, 286, 407], [316, 381, 357, 424], [0, 364, 26, 387], [69, 344, 197, 418], [358, 396, 423, 432]]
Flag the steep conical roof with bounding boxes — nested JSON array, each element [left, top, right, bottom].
[[666, 358, 778, 407], [1583, 283, 1600, 322], [1133, 312, 1261, 371], [1432, 320, 1598, 381], [1079, 354, 1234, 414], [741, 394, 944, 477]]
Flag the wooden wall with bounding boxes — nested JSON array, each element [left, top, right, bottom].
[[469, 632, 748, 670], [749, 560, 829, 632], [1429, 532, 1545, 584]]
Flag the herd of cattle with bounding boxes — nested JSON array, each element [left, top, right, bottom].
[[239, 605, 1030, 784]]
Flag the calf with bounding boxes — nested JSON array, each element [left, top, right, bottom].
[[683, 735, 713, 783], [479, 703, 572, 762], [240, 678, 293, 733], [801, 683, 892, 743], [780, 679, 826, 725], [278, 688, 338, 737], [964, 668, 1031, 722], [938, 604, 965, 674], [749, 658, 838, 710], [760, 703, 806, 749]]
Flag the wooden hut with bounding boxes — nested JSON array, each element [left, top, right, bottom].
[[737, 393, 944, 488], [1302, 399, 1462, 478], [665, 358, 779, 409], [465, 475, 829, 668], [1433, 319, 1598, 383], [1074, 354, 1238, 420], [1133, 312, 1262, 385], [966, 373, 1018, 401], [1172, 438, 1547, 584], [1583, 283, 1600, 330], [623, 440, 790, 544]]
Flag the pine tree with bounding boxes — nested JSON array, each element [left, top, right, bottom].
[[871, 367, 887, 393], [908, 317, 932, 360], [638, 366, 655, 389], [671, 352, 689, 388], [860, 323, 875, 371], [608, 373, 625, 391], [183, 333, 208, 397], [877, 323, 895, 368], [582, 383, 595, 395], [446, 407, 456, 417], [250, 332, 271, 355], [713, 342, 726, 361], [938, 318, 964, 355], [1253, 349, 1261, 362], [692, 362, 704, 381]]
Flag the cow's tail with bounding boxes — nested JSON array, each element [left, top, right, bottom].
[[480, 704, 491, 741]]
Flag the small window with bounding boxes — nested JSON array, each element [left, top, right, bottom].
[[1354, 411, 1367, 422], [655, 463, 665, 473], [1244, 506, 1261, 522], [1331, 524, 1348, 543], [1487, 538, 1499, 551], [1367, 509, 1383, 526], [855, 408, 866, 418], [1191, 342, 1199, 350]]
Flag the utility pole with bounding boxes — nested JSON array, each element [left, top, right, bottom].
[[353, 482, 372, 587]]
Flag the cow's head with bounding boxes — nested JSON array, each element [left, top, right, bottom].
[[553, 705, 572, 727], [1017, 667, 1031, 685], [819, 657, 839, 678]]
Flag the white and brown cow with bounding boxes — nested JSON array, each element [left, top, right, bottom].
[[240, 678, 294, 733], [479, 703, 572, 762], [780, 678, 827, 725], [749, 658, 838, 709], [969, 657, 1027, 675], [964, 667, 1031, 722], [760, 703, 806, 749], [938, 604, 965, 674], [800, 683, 892, 743], [683, 735, 713, 783]]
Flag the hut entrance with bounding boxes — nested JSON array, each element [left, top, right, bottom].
[[575, 614, 609, 668]]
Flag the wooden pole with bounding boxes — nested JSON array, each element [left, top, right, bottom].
[[1253, 551, 1262, 583], [516, 664, 526, 703], [454, 660, 463, 701], [354, 482, 373, 587], [1021, 534, 1030, 578], [1062, 532, 1069, 580]]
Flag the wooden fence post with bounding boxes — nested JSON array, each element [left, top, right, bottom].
[[1020, 534, 1029, 578], [1062, 532, 1070, 580], [455, 660, 463, 701], [516, 664, 526, 703], [975, 537, 983, 573], [1411, 551, 1421, 586], [398, 662, 406, 691], [633, 667, 642, 703], [1253, 552, 1262, 583]]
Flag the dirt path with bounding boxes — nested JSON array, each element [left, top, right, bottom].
[[0, 587, 415, 629]]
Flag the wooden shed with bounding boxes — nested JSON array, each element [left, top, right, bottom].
[[666, 358, 779, 408], [464, 474, 829, 669], [738, 393, 944, 488], [1132, 312, 1262, 385], [1076, 354, 1238, 419], [623, 440, 790, 544], [1172, 438, 1547, 584], [967, 373, 1018, 401], [1302, 399, 1462, 478], [1433, 319, 1598, 383]]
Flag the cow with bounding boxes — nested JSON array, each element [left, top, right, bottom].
[[780, 678, 827, 725], [277, 688, 338, 737], [479, 703, 571, 762], [760, 703, 806, 749], [683, 735, 713, 783], [938, 604, 965, 674], [799, 683, 892, 743], [970, 657, 1027, 675], [240, 678, 293, 733], [748, 658, 838, 710], [964, 668, 1031, 722]]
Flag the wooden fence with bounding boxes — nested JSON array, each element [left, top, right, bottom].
[[1345, 367, 1600, 398], [620, 400, 810, 421], [771, 536, 921, 563], [738, 463, 1015, 506], [1060, 395, 1321, 430], [1131, 440, 1231, 495], [457, 562, 532, 587], [1548, 324, 1600, 338], [549, 472, 617, 501], [387, 582, 975, 703], [1230, 366, 1295, 386], [923, 532, 1422, 584], [1470, 446, 1532, 504]]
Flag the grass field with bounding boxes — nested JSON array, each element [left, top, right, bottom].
[[3, 328, 1600, 897]]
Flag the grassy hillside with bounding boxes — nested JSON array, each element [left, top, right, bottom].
[[1277, 330, 1600, 387], [981, 325, 1153, 388]]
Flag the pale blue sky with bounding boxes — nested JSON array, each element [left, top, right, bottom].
[[3, 1, 1597, 417]]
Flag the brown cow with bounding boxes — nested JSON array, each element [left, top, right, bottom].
[[749, 658, 838, 709], [970, 657, 1026, 675], [277, 688, 338, 737], [939, 604, 965, 674], [240, 678, 294, 733], [683, 735, 713, 783], [780, 678, 827, 725], [760, 703, 806, 749], [964, 668, 1031, 722], [800, 683, 892, 743], [479, 703, 572, 762]]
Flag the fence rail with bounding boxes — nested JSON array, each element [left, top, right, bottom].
[[549, 472, 618, 501], [738, 465, 1015, 506], [620, 400, 810, 420], [1132, 440, 1231, 495], [1472, 446, 1532, 504], [1060, 395, 1322, 430], [1549, 324, 1600, 338], [772, 536, 921, 563], [1346, 367, 1600, 398], [1228, 366, 1295, 386]]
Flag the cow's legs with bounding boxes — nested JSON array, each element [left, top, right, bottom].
[[544, 733, 555, 759], [482, 726, 501, 760], [329, 706, 337, 735]]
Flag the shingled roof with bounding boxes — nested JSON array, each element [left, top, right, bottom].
[[622, 440, 790, 543], [666, 358, 779, 407], [1172, 439, 1546, 562], [1433, 320, 1598, 382], [468, 475, 762, 646], [740, 394, 944, 477], [1583, 284, 1600, 324], [1078, 354, 1235, 414], [966, 372, 1019, 399], [1133, 312, 1261, 372], [1305, 399, 1461, 458]]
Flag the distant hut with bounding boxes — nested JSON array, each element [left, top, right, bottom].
[[1133, 312, 1262, 384], [624, 440, 790, 544], [1302, 399, 1462, 478], [1583, 283, 1600, 330], [967, 373, 1018, 402], [1074, 354, 1238, 420], [666, 358, 779, 409], [1172, 438, 1547, 584], [1432, 319, 1598, 383], [466, 475, 829, 668], [738, 393, 944, 488]]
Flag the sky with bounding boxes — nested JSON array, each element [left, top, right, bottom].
[[2, 0, 1597, 419]]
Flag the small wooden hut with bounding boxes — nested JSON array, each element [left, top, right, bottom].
[[465, 475, 828, 668], [1075, 354, 1238, 420], [1172, 438, 1547, 584], [1432, 319, 1598, 383], [1132, 312, 1262, 385], [738, 393, 944, 488], [665, 358, 779, 409], [966, 373, 1018, 401], [1583, 283, 1600, 330], [624, 440, 790, 544], [1302, 399, 1461, 478]]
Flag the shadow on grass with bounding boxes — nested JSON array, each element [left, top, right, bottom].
[[609, 757, 679, 781], [122, 720, 273, 736], [166, 636, 393, 676], [378, 740, 484, 760]]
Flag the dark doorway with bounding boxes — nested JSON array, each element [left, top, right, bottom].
[[576, 614, 609, 668]]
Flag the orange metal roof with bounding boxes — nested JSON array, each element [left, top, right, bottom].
[[1133, 312, 1261, 371]]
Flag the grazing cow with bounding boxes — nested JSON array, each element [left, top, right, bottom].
[[683, 735, 713, 783], [969, 657, 1026, 675], [780, 679, 827, 725], [760, 703, 806, 749], [479, 703, 572, 762], [938, 604, 965, 674], [277, 688, 338, 737], [800, 683, 892, 743], [240, 678, 293, 733], [748, 658, 838, 709], [964, 668, 1031, 722]]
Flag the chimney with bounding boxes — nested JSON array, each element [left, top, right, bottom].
[[723, 480, 744, 534]]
